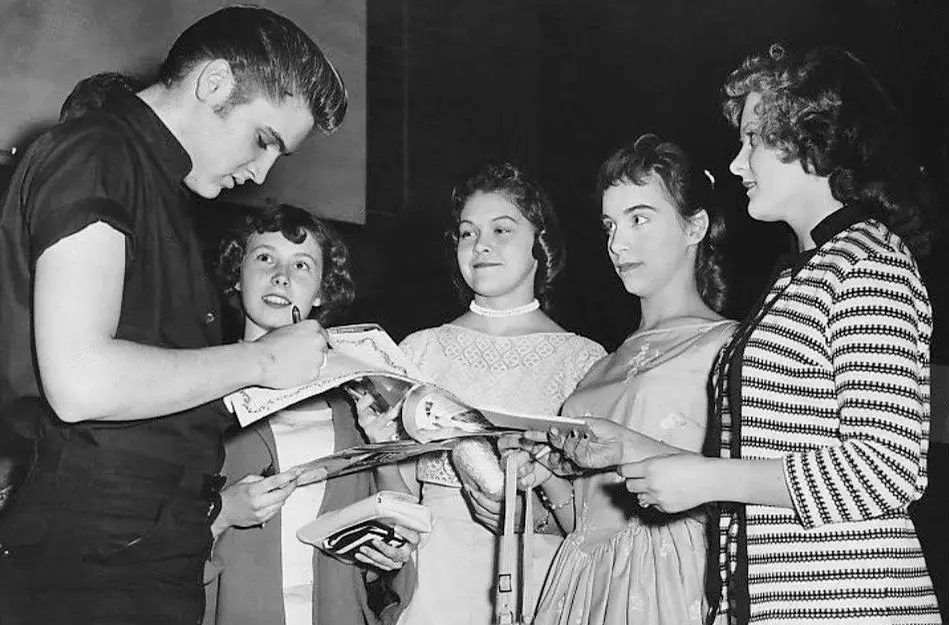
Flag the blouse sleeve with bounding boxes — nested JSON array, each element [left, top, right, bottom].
[[783, 253, 931, 529], [565, 338, 607, 391], [398, 330, 431, 371]]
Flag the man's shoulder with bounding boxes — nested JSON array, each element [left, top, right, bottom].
[[17, 113, 143, 195], [42, 113, 137, 161]]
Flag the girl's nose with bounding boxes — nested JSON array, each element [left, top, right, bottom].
[[608, 230, 627, 256], [474, 233, 492, 253], [729, 145, 748, 177]]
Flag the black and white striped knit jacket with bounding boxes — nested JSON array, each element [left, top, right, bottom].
[[711, 217, 940, 624]]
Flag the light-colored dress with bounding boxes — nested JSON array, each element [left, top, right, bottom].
[[397, 324, 605, 625], [535, 320, 735, 625], [269, 404, 334, 625]]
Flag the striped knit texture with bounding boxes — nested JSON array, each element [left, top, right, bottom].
[[712, 220, 940, 624]]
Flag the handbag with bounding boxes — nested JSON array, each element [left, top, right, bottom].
[[297, 490, 433, 564]]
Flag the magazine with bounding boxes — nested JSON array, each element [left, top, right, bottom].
[[224, 323, 589, 432], [223, 323, 590, 484]]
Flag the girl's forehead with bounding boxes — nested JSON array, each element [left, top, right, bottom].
[[460, 191, 524, 222], [601, 175, 675, 216]]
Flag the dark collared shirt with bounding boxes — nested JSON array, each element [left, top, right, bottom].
[[0, 89, 232, 475]]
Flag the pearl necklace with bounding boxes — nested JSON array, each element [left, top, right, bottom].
[[469, 299, 540, 318]]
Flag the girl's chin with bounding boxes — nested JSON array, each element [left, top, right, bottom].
[[245, 313, 293, 337]]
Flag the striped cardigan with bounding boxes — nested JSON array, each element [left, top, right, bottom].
[[711, 217, 940, 624]]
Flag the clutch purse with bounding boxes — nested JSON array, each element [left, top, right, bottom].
[[297, 490, 433, 564]]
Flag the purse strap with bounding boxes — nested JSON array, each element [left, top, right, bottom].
[[522, 485, 535, 624], [495, 454, 535, 624]]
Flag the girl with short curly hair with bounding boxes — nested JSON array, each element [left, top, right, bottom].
[[205, 204, 418, 625]]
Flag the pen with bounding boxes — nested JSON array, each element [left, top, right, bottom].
[[293, 304, 333, 350]]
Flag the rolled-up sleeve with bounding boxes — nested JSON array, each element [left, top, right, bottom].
[[26, 126, 136, 263]]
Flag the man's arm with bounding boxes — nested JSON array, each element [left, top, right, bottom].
[[34, 222, 326, 422]]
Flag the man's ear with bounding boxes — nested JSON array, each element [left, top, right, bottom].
[[686, 209, 710, 245], [194, 59, 235, 107], [234, 281, 242, 292], [311, 295, 322, 308]]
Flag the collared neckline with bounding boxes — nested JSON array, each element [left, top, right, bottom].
[[774, 204, 871, 272], [105, 89, 193, 185], [809, 203, 870, 249]]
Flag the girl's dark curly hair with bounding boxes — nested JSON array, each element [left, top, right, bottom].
[[216, 203, 355, 325], [447, 162, 565, 310], [596, 134, 728, 313], [722, 44, 929, 257]]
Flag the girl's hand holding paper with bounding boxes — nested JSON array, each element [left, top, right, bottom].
[[354, 392, 402, 443], [212, 470, 300, 537], [497, 434, 554, 490], [547, 417, 629, 471]]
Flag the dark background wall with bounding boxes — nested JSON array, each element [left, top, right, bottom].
[[354, 0, 949, 355]]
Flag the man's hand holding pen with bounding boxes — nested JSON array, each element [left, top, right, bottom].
[[252, 305, 331, 389]]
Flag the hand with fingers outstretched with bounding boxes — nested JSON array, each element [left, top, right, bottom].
[[546, 418, 631, 470], [544, 417, 679, 472]]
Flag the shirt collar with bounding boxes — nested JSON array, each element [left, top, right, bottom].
[[773, 204, 870, 273], [105, 89, 193, 184], [809, 203, 870, 248]]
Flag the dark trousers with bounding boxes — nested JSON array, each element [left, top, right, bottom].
[[0, 430, 220, 625], [0, 546, 205, 625]]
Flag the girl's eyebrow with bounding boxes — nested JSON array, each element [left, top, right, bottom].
[[246, 242, 275, 252], [294, 251, 320, 265], [490, 215, 519, 224]]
